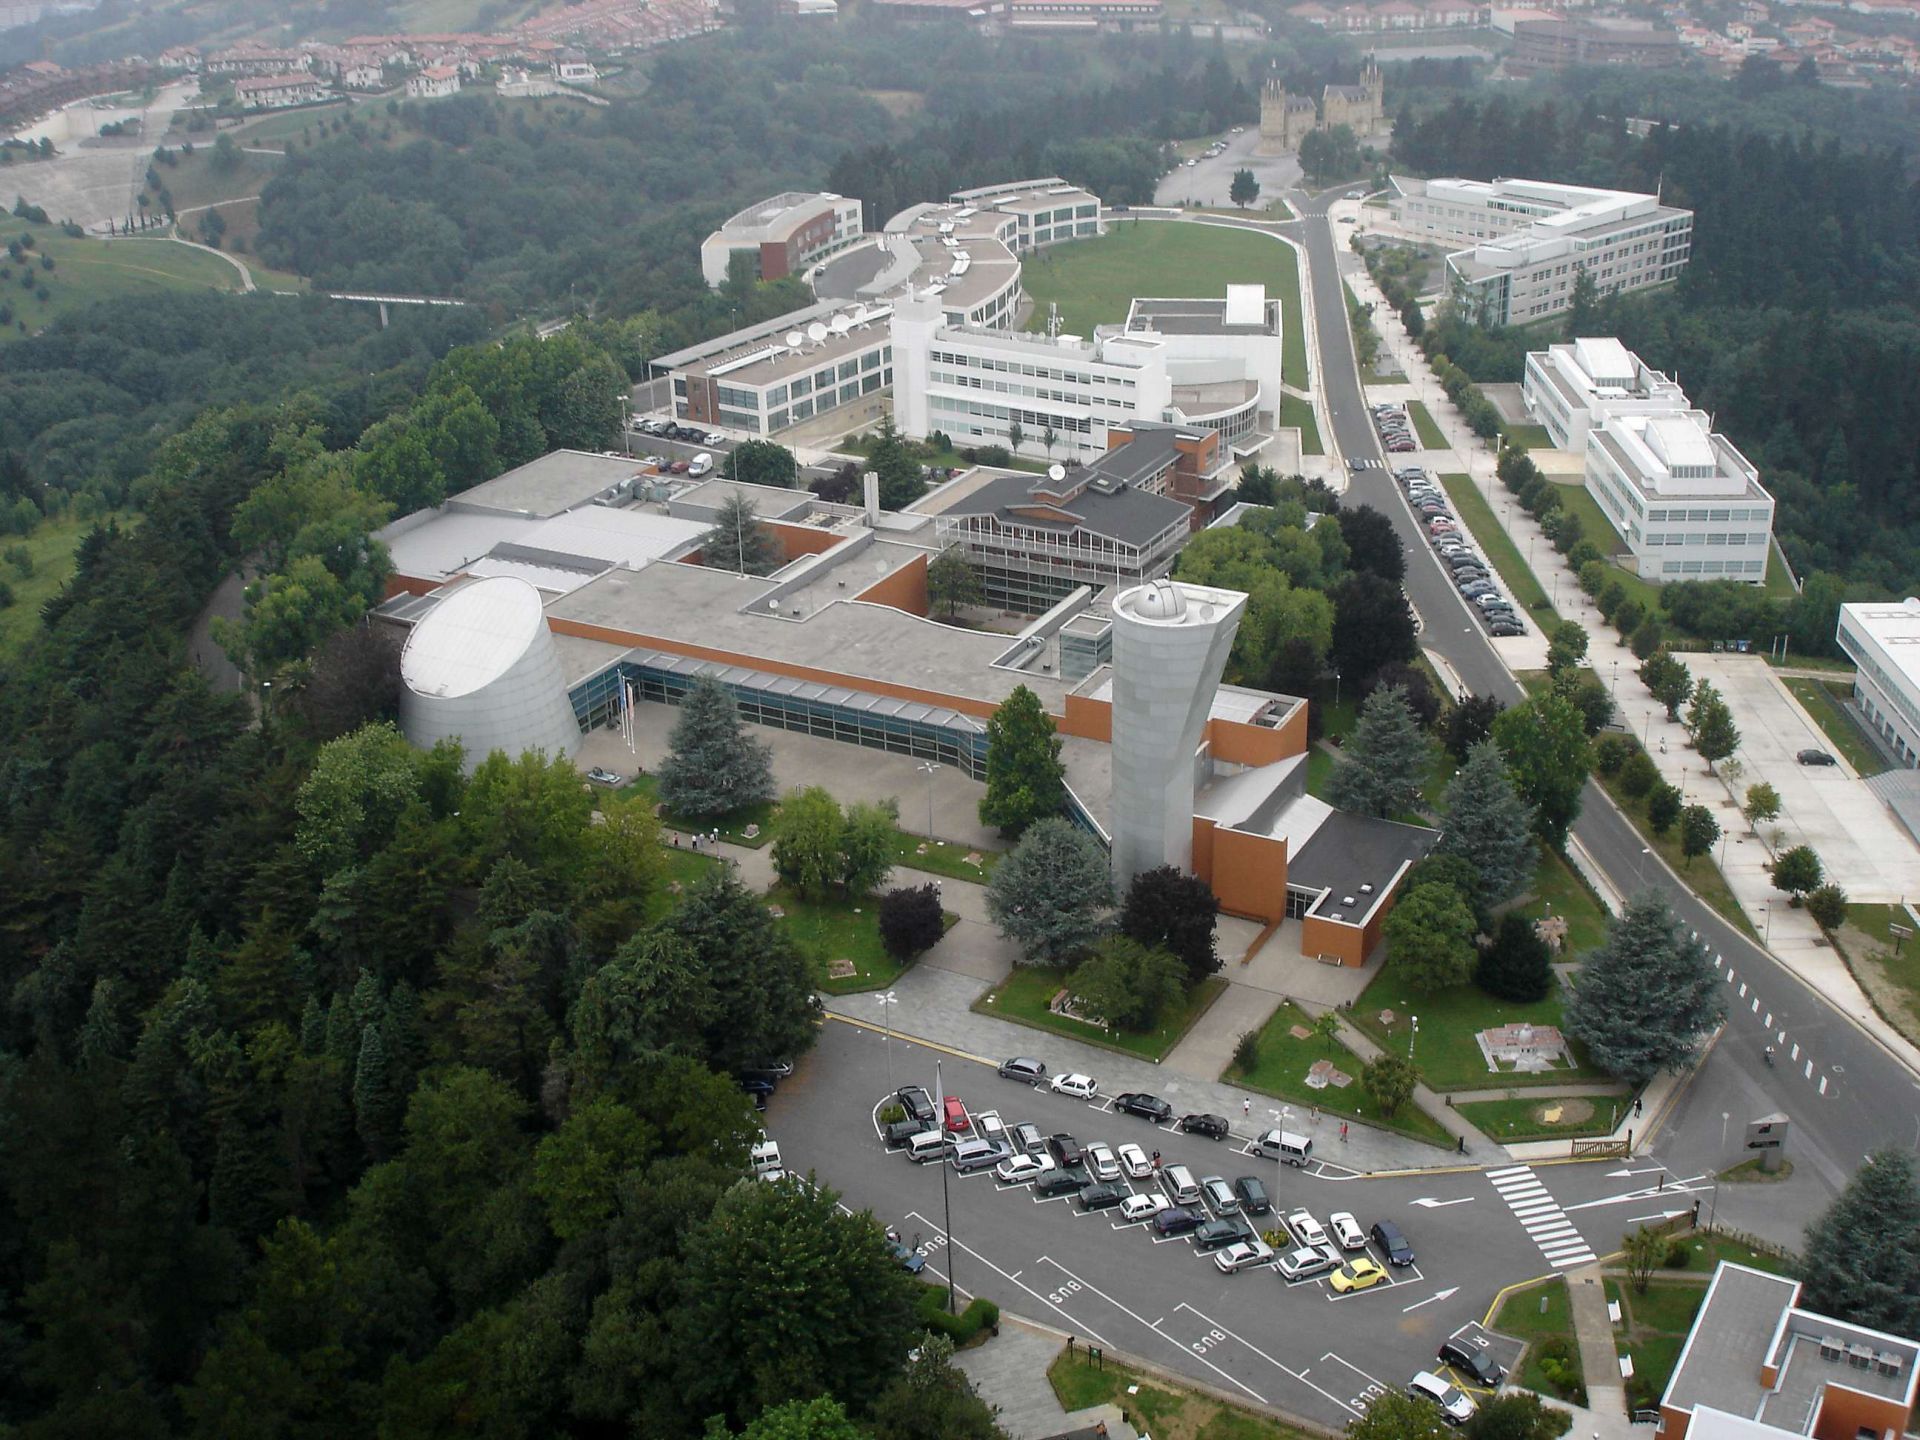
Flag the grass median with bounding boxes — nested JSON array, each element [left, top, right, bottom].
[[973, 965, 1227, 1062], [1227, 1000, 1454, 1146], [1456, 1093, 1631, 1142], [1348, 967, 1602, 1094], [1408, 399, 1449, 450], [1278, 392, 1323, 454], [1436, 473, 1558, 623]]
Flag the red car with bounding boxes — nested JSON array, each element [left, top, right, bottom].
[[942, 1096, 971, 1133]]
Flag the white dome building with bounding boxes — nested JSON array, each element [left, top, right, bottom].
[[399, 576, 582, 771]]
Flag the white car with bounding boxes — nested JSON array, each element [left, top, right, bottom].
[[995, 1153, 1055, 1184], [1120, 1192, 1171, 1224], [1213, 1239, 1275, 1274], [1116, 1142, 1152, 1179], [1329, 1211, 1367, 1251], [1408, 1371, 1478, 1425], [1050, 1073, 1099, 1099], [1285, 1208, 1329, 1250], [1085, 1142, 1121, 1182], [1277, 1244, 1340, 1281]]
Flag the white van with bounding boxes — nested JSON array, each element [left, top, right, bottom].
[[750, 1140, 784, 1179], [1252, 1129, 1314, 1167], [1159, 1163, 1201, 1207], [907, 1131, 950, 1164], [688, 451, 714, 478]]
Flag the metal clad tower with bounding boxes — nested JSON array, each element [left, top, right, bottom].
[[399, 576, 583, 771], [1109, 578, 1247, 881]]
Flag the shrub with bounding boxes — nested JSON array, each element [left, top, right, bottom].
[[1232, 1028, 1260, 1071], [1592, 733, 1632, 777], [879, 883, 945, 961], [878, 1103, 906, 1125], [1618, 749, 1660, 798], [917, 1289, 999, 1345], [1804, 882, 1848, 932], [1665, 1238, 1693, 1268]]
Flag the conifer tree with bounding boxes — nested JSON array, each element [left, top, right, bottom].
[[1801, 1149, 1920, 1336], [656, 674, 776, 819], [1330, 684, 1429, 819], [1438, 738, 1536, 905], [978, 684, 1065, 837], [352, 1023, 403, 1159], [1564, 892, 1724, 1082]]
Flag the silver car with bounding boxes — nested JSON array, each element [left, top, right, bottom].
[[1085, 1142, 1121, 1182]]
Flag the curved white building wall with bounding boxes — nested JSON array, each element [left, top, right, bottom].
[[399, 576, 582, 771], [1109, 579, 1246, 882]]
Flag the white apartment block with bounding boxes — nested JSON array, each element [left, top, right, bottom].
[[669, 305, 895, 435], [1522, 337, 1688, 453], [1836, 599, 1920, 768], [699, 191, 866, 289], [945, 179, 1103, 250], [1390, 176, 1692, 326], [892, 293, 1173, 461], [1585, 409, 1774, 585]]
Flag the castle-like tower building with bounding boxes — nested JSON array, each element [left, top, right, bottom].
[[1256, 56, 1385, 157]]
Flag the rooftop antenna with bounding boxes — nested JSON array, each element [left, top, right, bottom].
[[1046, 301, 1061, 339], [806, 321, 828, 348], [1048, 463, 1066, 483], [830, 314, 851, 337]]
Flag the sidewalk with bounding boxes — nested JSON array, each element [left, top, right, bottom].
[[951, 1320, 1138, 1440], [1564, 1262, 1644, 1438]]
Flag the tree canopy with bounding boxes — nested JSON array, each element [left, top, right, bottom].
[[1564, 891, 1725, 1082]]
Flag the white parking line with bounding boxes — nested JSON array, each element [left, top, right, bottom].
[[905, 1213, 1113, 1348]]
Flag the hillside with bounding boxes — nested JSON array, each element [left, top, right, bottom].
[[0, 220, 246, 340]]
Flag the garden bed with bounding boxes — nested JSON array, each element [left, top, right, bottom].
[[1490, 1277, 1585, 1406], [974, 965, 1226, 1062], [1347, 968, 1601, 1093]]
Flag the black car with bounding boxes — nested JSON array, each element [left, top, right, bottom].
[[895, 1086, 936, 1125], [1035, 1168, 1089, 1199], [1152, 1206, 1206, 1236], [1046, 1133, 1084, 1168], [997, 1056, 1048, 1084], [1490, 622, 1525, 638], [1077, 1183, 1126, 1212], [740, 1076, 776, 1102], [890, 1240, 927, 1275], [1180, 1113, 1230, 1140], [883, 1119, 923, 1148], [1372, 1218, 1416, 1266], [1233, 1176, 1272, 1216], [1192, 1217, 1255, 1252], [1438, 1338, 1504, 1386], [1113, 1092, 1175, 1122], [1797, 748, 1838, 766]]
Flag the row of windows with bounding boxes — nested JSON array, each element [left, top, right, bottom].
[[764, 348, 888, 407], [929, 394, 1096, 434], [926, 349, 1131, 390], [1857, 690, 1917, 766], [571, 663, 990, 779], [1838, 625, 1920, 736], [767, 370, 888, 431], [1641, 532, 1770, 547], [931, 367, 1130, 408], [1644, 506, 1768, 523], [1658, 559, 1766, 576]]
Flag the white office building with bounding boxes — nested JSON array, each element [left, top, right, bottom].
[[1584, 409, 1774, 585], [1390, 176, 1692, 326], [891, 292, 1173, 461], [1110, 578, 1247, 882], [699, 191, 866, 289], [1836, 599, 1920, 769], [1522, 337, 1689, 453]]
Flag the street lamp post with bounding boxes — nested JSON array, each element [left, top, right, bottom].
[[1610, 660, 1619, 697], [1409, 1015, 1419, 1060], [616, 393, 630, 456], [1763, 899, 1773, 946], [1644, 709, 1654, 745], [936, 1057, 959, 1314], [1333, 669, 1342, 710], [1638, 846, 1651, 888], [875, 990, 898, 1094], [917, 761, 941, 840]]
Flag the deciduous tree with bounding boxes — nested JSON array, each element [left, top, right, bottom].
[[1492, 689, 1591, 847], [1805, 882, 1848, 931], [979, 685, 1065, 837], [1772, 844, 1823, 897], [1686, 678, 1741, 769], [1679, 804, 1719, 867], [1229, 167, 1260, 208], [927, 545, 983, 619], [1330, 572, 1417, 684], [1120, 864, 1220, 987], [1067, 936, 1186, 1030], [1383, 881, 1478, 992], [1640, 651, 1693, 721], [723, 439, 798, 489], [1477, 912, 1553, 1003], [1744, 781, 1782, 833], [879, 884, 945, 960], [1564, 891, 1724, 1083], [1335, 504, 1405, 582], [1343, 1392, 1448, 1439], [1361, 1052, 1419, 1118]]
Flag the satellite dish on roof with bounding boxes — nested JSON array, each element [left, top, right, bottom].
[[830, 314, 851, 336], [806, 322, 828, 344], [1048, 463, 1066, 482], [785, 331, 804, 348], [850, 303, 869, 324]]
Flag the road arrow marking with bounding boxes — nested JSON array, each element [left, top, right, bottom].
[[1563, 1185, 1711, 1212], [1626, 1209, 1690, 1224], [1403, 1287, 1461, 1312], [1606, 1167, 1667, 1178], [1411, 1196, 1474, 1208]]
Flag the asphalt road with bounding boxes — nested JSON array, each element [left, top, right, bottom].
[[768, 1025, 1720, 1433], [1285, 187, 1919, 1198]]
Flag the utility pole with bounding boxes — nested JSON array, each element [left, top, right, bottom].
[[936, 1057, 958, 1313]]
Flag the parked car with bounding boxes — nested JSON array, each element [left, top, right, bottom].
[[584, 767, 626, 786], [1201, 1176, 1239, 1215], [1035, 1168, 1088, 1198], [1285, 1208, 1329, 1249], [1277, 1244, 1339, 1281], [1437, 1337, 1505, 1386], [1407, 1371, 1477, 1425], [1117, 1143, 1153, 1178], [1012, 1122, 1046, 1156], [1372, 1219, 1416, 1266], [1112, 1092, 1174, 1122], [1152, 1206, 1206, 1237], [1046, 1133, 1084, 1168], [1329, 1257, 1390, 1293], [1328, 1211, 1366, 1250], [1179, 1113, 1230, 1140], [941, 1096, 970, 1133], [1192, 1217, 1255, 1252], [1490, 620, 1525, 637], [1233, 1176, 1273, 1216], [890, 1239, 927, 1274], [1213, 1239, 1276, 1273], [995, 1153, 1054, 1184], [1085, 1143, 1121, 1182], [1797, 748, 1838, 766], [1120, 1191, 1171, 1224], [883, 1119, 923, 1148], [1050, 1073, 1099, 1099], [1078, 1182, 1126, 1212], [998, 1057, 1048, 1085]]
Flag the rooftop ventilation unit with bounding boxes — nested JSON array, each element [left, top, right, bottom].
[[1342, 896, 1356, 907], [1879, 1353, 1905, 1377]]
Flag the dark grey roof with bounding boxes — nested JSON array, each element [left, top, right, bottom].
[[1662, 1265, 1799, 1418], [1287, 811, 1436, 900], [1083, 425, 1183, 487], [939, 467, 1189, 548]]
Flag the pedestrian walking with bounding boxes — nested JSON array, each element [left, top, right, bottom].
[[1243, 1097, 1251, 1118], [1340, 1122, 1349, 1143], [1634, 1096, 1644, 1118], [1151, 1150, 1161, 1169]]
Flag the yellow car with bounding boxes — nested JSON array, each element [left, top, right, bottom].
[[1329, 1257, 1390, 1294]]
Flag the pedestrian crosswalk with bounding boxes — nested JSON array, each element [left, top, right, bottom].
[[1486, 1164, 1596, 1269]]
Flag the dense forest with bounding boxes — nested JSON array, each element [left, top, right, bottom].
[[1393, 92, 1920, 592]]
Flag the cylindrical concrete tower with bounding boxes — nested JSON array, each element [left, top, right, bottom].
[[1109, 578, 1247, 882], [399, 576, 582, 771]]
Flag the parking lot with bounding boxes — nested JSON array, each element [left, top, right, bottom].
[[765, 1023, 1714, 1431], [1377, 431, 1528, 640]]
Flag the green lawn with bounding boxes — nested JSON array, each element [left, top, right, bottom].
[[772, 886, 903, 995], [621, 773, 775, 847], [887, 830, 1001, 882], [1837, 902, 1920, 1047], [0, 510, 137, 658], [1670, 1232, 1794, 1277], [1608, 1278, 1707, 1412], [1783, 676, 1886, 776], [1305, 745, 1335, 799], [1, 223, 244, 339], [1517, 846, 1612, 957], [1049, 1350, 1318, 1440], [1228, 1000, 1453, 1146], [1456, 1092, 1629, 1142], [1022, 220, 1309, 389], [1348, 966, 1602, 1093], [1438, 472, 1558, 622], [1592, 766, 1757, 940], [974, 964, 1227, 1061], [645, 846, 724, 923], [1546, 478, 1629, 558], [1491, 1277, 1585, 1404], [1277, 391, 1322, 454], [1408, 399, 1449, 450], [1503, 423, 1554, 451]]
